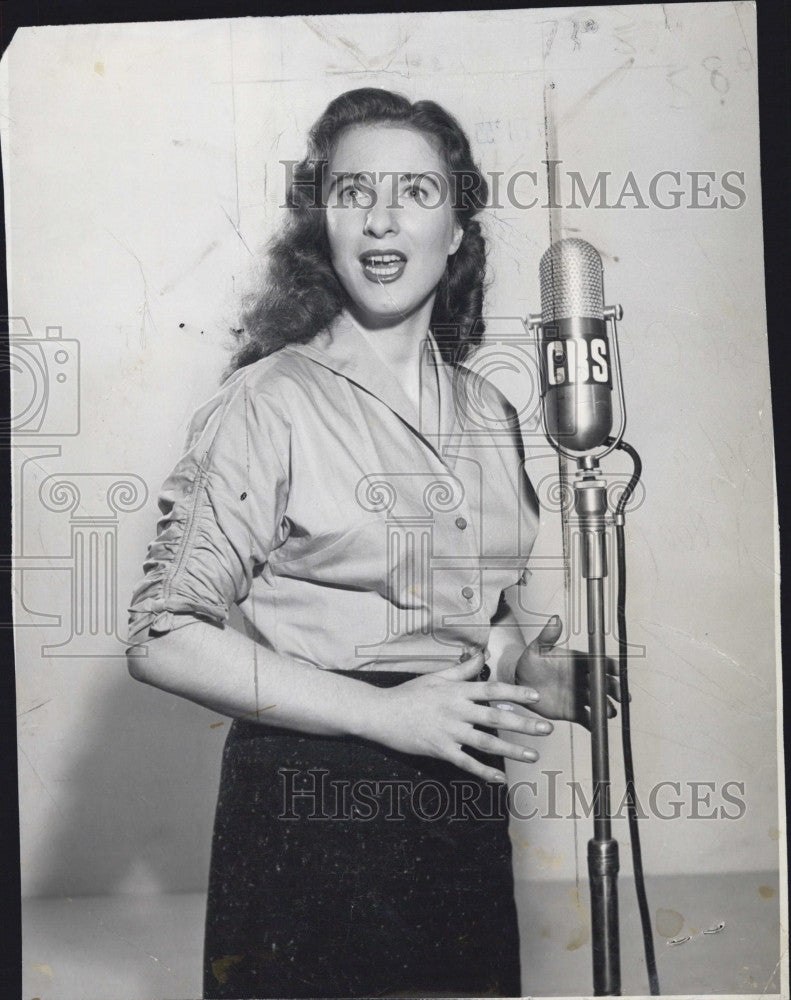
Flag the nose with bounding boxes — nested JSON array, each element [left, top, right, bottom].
[[362, 196, 399, 239]]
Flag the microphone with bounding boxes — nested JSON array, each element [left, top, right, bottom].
[[531, 241, 653, 997], [536, 238, 620, 455]]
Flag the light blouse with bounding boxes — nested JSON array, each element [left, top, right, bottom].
[[127, 311, 539, 671]]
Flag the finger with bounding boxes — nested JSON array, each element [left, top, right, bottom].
[[467, 728, 541, 764], [581, 672, 630, 704], [476, 703, 554, 737], [466, 681, 541, 705], [582, 701, 618, 726], [609, 675, 632, 703], [581, 675, 624, 711], [580, 657, 616, 682], [446, 746, 507, 784], [530, 614, 563, 653], [434, 652, 485, 681]]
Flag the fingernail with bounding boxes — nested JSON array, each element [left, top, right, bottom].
[[537, 721, 553, 734], [522, 749, 538, 762], [524, 689, 540, 702], [495, 772, 507, 784]]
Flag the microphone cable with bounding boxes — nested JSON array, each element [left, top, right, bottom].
[[609, 437, 660, 996]]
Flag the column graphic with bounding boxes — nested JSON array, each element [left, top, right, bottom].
[[38, 474, 147, 656], [354, 472, 465, 659]]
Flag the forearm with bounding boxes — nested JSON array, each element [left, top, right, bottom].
[[488, 588, 565, 686], [486, 588, 528, 684], [128, 618, 550, 781], [128, 620, 383, 739]]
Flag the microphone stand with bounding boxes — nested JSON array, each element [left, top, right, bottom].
[[575, 453, 620, 996], [529, 303, 626, 997]]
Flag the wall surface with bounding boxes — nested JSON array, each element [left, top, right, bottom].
[[1, 1, 781, 924]]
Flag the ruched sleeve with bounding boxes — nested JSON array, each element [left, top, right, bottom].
[[126, 371, 291, 649]]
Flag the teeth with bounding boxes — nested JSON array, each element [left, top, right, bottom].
[[364, 254, 403, 265]]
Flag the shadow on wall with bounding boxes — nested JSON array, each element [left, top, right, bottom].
[[27, 665, 227, 898]]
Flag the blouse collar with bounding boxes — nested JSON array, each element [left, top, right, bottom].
[[283, 311, 465, 455]]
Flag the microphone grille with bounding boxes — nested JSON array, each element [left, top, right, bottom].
[[539, 238, 604, 322]]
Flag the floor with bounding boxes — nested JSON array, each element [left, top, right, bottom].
[[516, 871, 784, 996], [23, 892, 206, 1000], [22, 871, 784, 999]]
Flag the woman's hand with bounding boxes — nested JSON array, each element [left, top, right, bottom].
[[368, 652, 555, 784], [515, 615, 623, 729]]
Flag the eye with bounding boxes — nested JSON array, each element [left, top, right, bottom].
[[404, 181, 426, 203], [402, 176, 439, 207], [338, 183, 373, 208]]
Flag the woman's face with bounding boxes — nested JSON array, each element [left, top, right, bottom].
[[325, 124, 463, 329]]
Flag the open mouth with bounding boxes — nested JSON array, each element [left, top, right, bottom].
[[359, 251, 407, 283]]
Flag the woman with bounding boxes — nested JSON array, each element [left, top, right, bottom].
[[127, 88, 613, 999]]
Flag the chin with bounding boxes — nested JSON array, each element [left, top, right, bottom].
[[355, 284, 435, 324], [354, 305, 412, 329]]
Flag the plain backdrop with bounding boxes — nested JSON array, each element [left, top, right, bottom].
[[1, 0, 782, 962]]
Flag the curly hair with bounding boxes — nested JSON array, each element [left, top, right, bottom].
[[227, 87, 489, 376]]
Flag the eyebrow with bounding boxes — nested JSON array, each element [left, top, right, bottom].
[[327, 171, 443, 193], [327, 171, 367, 194], [398, 172, 443, 192]]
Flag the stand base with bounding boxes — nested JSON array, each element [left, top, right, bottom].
[[589, 838, 621, 995]]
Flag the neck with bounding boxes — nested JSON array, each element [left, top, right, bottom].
[[344, 298, 435, 378]]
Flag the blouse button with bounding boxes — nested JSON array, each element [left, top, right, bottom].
[[461, 586, 474, 600], [454, 516, 467, 530]]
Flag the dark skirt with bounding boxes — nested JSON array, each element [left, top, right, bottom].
[[203, 672, 521, 999]]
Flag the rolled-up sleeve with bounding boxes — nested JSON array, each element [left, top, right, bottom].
[[127, 373, 290, 649]]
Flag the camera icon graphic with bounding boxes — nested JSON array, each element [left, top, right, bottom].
[[4, 317, 80, 435]]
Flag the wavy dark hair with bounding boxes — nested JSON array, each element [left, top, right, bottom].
[[226, 87, 489, 376]]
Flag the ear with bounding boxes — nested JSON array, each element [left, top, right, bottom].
[[448, 220, 464, 256]]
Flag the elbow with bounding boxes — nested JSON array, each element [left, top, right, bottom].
[[126, 632, 174, 687], [127, 646, 156, 685], [125, 624, 202, 691]]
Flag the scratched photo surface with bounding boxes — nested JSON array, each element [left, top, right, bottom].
[[2, 3, 785, 998]]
